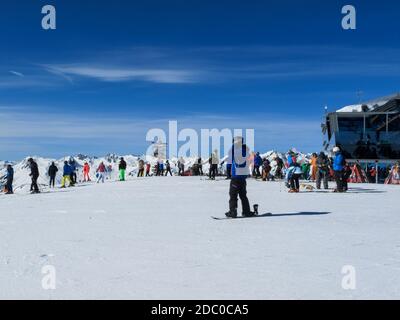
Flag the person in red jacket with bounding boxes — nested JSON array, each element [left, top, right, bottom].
[[145, 162, 151, 177], [96, 162, 106, 183], [83, 162, 91, 182]]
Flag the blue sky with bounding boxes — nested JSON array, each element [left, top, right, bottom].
[[1, 0, 400, 160]]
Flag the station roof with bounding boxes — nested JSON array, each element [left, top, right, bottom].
[[336, 93, 400, 113]]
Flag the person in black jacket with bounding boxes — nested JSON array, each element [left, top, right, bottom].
[[28, 158, 40, 193], [5, 164, 14, 194], [316, 152, 330, 190], [165, 160, 172, 176], [119, 157, 127, 181], [48, 162, 58, 188]]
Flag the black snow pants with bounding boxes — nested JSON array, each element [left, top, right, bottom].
[[31, 175, 39, 193], [290, 174, 300, 190], [209, 164, 218, 179], [229, 178, 251, 214], [334, 170, 344, 192], [49, 175, 56, 188], [6, 178, 13, 193], [253, 165, 261, 177]]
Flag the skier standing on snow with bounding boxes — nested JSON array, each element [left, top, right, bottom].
[[253, 152, 262, 178], [137, 159, 145, 177], [178, 157, 185, 176], [316, 152, 330, 190], [96, 162, 106, 183], [28, 158, 40, 194], [342, 162, 352, 192], [209, 150, 219, 180], [286, 152, 302, 193], [61, 161, 72, 188], [197, 157, 203, 175], [225, 137, 255, 218], [119, 157, 127, 181], [145, 162, 151, 177], [68, 158, 77, 186], [48, 162, 58, 188], [165, 160, 173, 176], [332, 146, 345, 193], [310, 153, 318, 181], [262, 158, 272, 181], [83, 162, 91, 182], [158, 159, 165, 176], [5, 164, 14, 194]]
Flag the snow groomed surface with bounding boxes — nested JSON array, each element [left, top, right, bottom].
[[1, 177, 399, 299]]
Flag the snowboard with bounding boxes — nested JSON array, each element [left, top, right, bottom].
[[211, 212, 272, 220]]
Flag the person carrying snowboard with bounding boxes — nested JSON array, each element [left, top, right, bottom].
[[4, 164, 14, 194], [28, 158, 40, 194], [225, 137, 255, 218], [119, 157, 127, 181], [48, 161, 58, 188], [83, 162, 91, 182]]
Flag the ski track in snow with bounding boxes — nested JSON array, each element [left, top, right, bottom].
[[0, 177, 399, 299]]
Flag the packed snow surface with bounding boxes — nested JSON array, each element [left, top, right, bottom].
[[0, 177, 399, 299]]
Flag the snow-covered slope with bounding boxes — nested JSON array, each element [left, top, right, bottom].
[[0, 177, 399, 299]]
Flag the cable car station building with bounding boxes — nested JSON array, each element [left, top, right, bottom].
[[325, 93, 400, 161]]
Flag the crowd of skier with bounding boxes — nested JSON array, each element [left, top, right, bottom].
[[1, 144, 399, 204]]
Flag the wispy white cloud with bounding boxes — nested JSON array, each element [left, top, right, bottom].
[[9, 70, 24, 77], [44, 65, 202, 84]]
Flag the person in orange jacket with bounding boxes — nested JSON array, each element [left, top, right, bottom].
[[83, 162, 91, 182], [310, 153, 318, 181]]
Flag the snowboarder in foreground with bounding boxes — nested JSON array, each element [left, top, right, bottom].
[[28, 158, 40, 194], [4, 164, 14, 194], [48, 162, 58, 188], [225, 137, 256, 218], [119, 157, 127, 181]]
